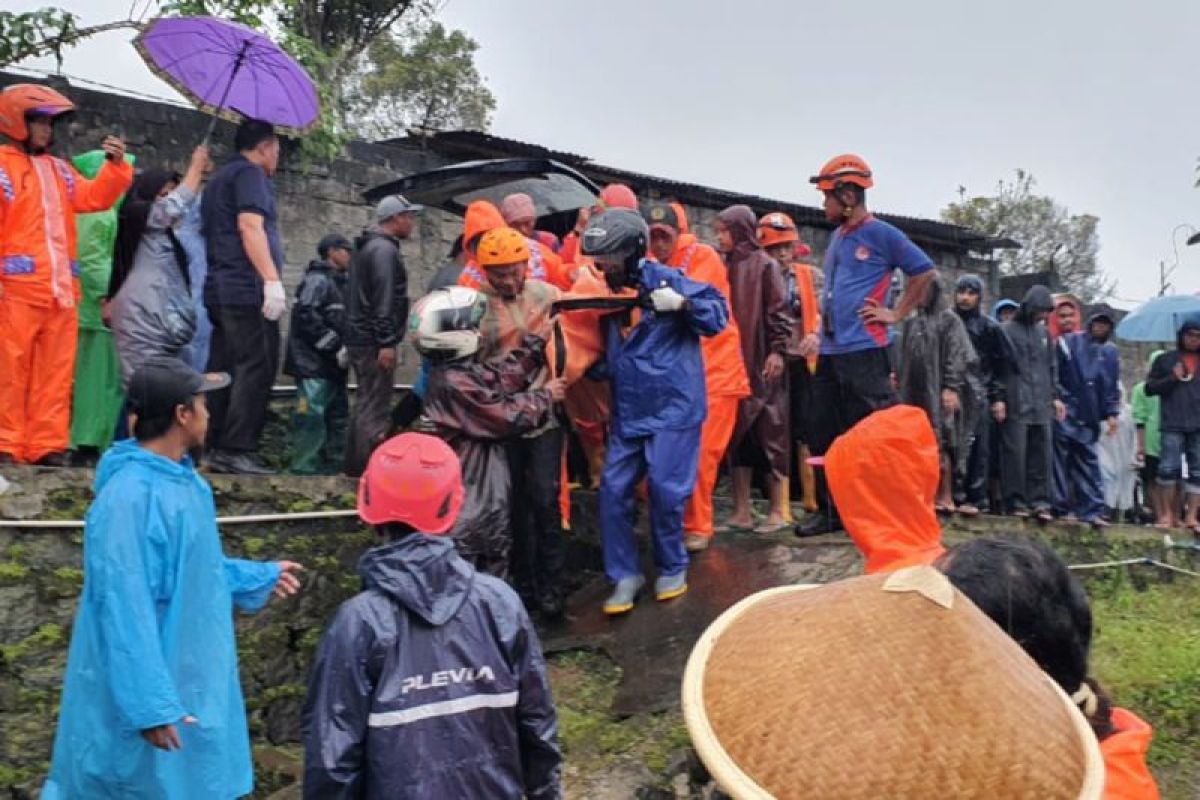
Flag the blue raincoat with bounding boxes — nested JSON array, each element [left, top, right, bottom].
[[43, 440, 280, 799], [593, 260, 727, 581]]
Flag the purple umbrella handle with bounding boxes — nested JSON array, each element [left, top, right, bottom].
[[202, 39, 252, 145]]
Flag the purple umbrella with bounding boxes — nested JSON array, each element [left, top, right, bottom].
[[135, 16, 319, 139]]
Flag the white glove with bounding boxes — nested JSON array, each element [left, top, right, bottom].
[[262, 280, 287, 322], [336, 347, 350, 370], [650, 285, 686, 313]]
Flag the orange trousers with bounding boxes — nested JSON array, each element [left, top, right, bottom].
[[0, 298, 78, 462], [683, 395, 740, 538]]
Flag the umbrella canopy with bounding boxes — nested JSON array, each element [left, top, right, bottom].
[[364, 158, 600, 217], [1115, 294, 1200, 342], [135, 16, 319, 136]]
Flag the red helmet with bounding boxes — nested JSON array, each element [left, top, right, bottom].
[[809, 154, 874, 192], [358, 433, 464, 533], [0, 84, 75, 142]]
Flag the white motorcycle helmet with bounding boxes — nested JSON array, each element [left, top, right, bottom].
[[408, 287, 488, 362]]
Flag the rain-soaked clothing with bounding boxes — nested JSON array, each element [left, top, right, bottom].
[[473, 279, 564, 605], [0, 143, 132, 462], [719, 205, 792, 479], [953, 298, 1012, 509], [1098, 398, 1137, 514], [1145, 323, 1200, 491], [999, 286, 1059, 513], [786, 261, 823, 445], [421, 340, 556, 577], [595, 259, 727, 582], [68, 150, 128, 451], [1053, 316, 1121, 521], [458, 201, 572, 291], [662, 230, 749, 538], [110, 184, 199, 388], [301, 534, 562, 799], [43, 440, 280, 799], [826, 404, 946, 574], [894, 280, 979, 477]]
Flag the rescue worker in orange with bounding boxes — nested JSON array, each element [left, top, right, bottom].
[[827, 405, 1160, 800], [459, 194, 571, 291], [473, 226, 567, 620], [758, 212, 823, 514], [642, 200, 749, 552], [0, 84, 132, 465]]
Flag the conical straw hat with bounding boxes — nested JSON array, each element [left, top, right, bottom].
[[681, 567, 1105, 799]]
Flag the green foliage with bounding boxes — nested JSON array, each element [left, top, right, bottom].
[[0, 623, 64, 665], [0, 8, 79, 67], [0, 561, 30, 583], [346, 18, 496, 140], [942, 169, 1110, 301]]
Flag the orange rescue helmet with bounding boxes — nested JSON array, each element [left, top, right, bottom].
[[809, 154, 874, 192], [757, 212, 800, 248], [358, 433, 464, 533], [477, 226, 531, 268], [0, 83, 75, 142]]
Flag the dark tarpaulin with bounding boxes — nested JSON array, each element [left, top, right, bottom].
[[420, 340, 555, 578]]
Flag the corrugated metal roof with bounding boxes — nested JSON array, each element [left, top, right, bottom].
[[381, 131, 1019, 253]]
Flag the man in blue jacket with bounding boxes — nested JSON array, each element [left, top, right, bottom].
[[302, 433, 562, 799], [1053, 307, 1121, 527], [43, 357, 303, 799], [580, 209, 728, 614]]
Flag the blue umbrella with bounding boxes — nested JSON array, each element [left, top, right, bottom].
[[1115, 294, 1200, 342]]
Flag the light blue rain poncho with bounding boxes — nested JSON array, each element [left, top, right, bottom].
[[43, 440, 280, 799]]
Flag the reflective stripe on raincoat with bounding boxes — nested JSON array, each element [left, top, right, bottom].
[[43, 439, 280, 800], [0, 143, 133, 308], [302, 534, 562, 799]]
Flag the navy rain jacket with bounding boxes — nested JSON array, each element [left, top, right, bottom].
[[301, 534, 561, 799]]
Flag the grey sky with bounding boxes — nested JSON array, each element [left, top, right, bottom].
[[12, 0, 1200, 302]]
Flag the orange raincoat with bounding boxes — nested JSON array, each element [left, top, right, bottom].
[[662, 229, 749, 538], [825, 404, 947, 573], [828, 405, 1159, 800], [0, 144, 132, 461], [458, 201, 573, 292]]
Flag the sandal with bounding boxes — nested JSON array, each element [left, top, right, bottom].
[[935, 504, 956, 515], [1036, 510, 1054, 523], [715, 520, 755, 534], [957, 504, 980, 518], [753, 519, 790, 534]]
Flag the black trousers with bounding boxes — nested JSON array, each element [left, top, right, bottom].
[[506, 427, 565, 607], [344, 346, 395, 478], [205, 305, 280, 454], [809, 349, 898, 516], [1001, 419, 1053, 512], [955, 399, 991, 508]]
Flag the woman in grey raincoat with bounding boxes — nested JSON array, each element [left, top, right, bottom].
[[109, 146, 208, 388], [894, 276, 979, 512]]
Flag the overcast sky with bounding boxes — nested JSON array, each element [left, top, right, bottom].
[[12, 0, 1200, 302]]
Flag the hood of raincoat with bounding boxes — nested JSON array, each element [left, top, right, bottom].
[[717, 204, 761, 263], [1085, 305, 1116, 343], [991, 298, 1019, 320], [463, 200, 506, 250], [1177, 313, 1200, 349], [1015, 285, 1054, 324], [94, 437, 197, 494], [918, 275, 948, 315], [670, 201, 691, 234], [357, 534, 474, 626], [826, 404, 946, 574]]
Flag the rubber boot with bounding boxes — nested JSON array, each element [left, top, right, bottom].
[[603, 575, 645, 616], [654, 572, 688, 602]]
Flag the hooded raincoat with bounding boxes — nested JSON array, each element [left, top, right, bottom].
[[109, 178, 199, 388], [826, 404, 946, 574], [301, 534, 562, 799], [421, 339, 556, 577], [68, 150, 130, 451], [44, 440, 280, 799], [719, 205, 792, 478], [894, 279, 980, 469]]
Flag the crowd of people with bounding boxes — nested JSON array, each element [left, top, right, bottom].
[[1, 81, 1171, 798]]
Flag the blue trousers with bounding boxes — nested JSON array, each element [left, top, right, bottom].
[[1052, 424, 1105, 521], [599, 425, 701, 583]]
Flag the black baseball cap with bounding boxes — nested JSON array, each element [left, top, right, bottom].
[[127, 357, 230, 418], [640, 200, 680, 232], [317, 233, 352, 258]]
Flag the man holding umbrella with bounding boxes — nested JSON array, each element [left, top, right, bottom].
[[201, 119, 287, 475]]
